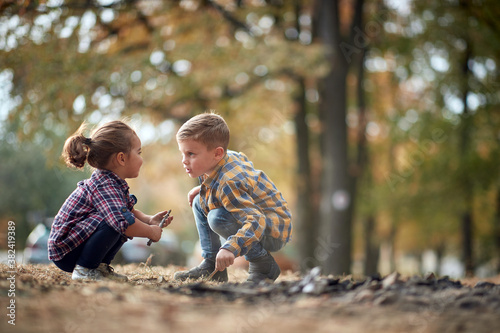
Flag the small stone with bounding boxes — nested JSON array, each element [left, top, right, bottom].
[[474, 281, 496, 289], [302, 279, 328, 295], [457, 296, 484, 309], [382, 271, 400, 289], [363, 279, 381, 291], [437, 276, 462, 289]]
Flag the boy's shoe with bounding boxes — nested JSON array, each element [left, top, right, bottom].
[[247, 252, 281, 283], [97, 263, 128, 282], [174, 259, 228, 282], [72, 265, 104, 281]]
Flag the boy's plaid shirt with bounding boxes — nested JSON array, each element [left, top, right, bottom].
[[48, 169, 136, 261], [198, 150, 293, 257]]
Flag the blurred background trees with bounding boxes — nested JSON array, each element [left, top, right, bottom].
[[1, 0, 499, 278]]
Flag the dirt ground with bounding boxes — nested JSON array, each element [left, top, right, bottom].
[[1, 263, 500, 333]]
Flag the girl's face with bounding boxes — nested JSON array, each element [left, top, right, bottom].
[[123, 134, 143, 179], [178, 139, 222, 178]]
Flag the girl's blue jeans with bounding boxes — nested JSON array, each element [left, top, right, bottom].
[[53, 221, 126, 272], [192, 194, 285, 261]]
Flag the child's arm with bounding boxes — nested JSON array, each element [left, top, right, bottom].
[[132, 208, 173, 227], [132, 208, 153, 224], [125, 219, 162, 241], [188, 185, 201, 207]]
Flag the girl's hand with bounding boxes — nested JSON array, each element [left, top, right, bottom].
[[188, 186, 201, 207], [149, 210, 173, 227], [149, 225, 162, 242]]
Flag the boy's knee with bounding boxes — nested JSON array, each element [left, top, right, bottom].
[[207, 213, 224, 234], [207, 208, 238, 237]]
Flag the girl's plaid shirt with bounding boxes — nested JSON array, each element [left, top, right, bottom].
[[48, 169, 136, 261], [198, 150, 293, 257]]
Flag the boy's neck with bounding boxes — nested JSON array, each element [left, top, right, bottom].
[[203, 151, 228, 179]]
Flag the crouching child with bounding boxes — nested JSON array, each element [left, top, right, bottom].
[[174, 112, 292, 283], [48, 121, 173, 281]]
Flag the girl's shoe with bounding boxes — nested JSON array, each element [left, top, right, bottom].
[[72, 265, 104, 281]]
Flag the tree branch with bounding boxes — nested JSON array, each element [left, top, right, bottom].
[[207, 0, 253, 35]]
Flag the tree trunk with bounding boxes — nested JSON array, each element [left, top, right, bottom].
[[314, 0, 366, 275], [462, 210, 473, 276], [315, 0, 351, 275], [435, 243, 445, 276], [363, 215, 379, 276], [388, 217, 397, 273], [495, 187, 500, 273], [354, 45, 375, 276], [459, 39, 474, 277], [320, 65, 351, 275], [386, 142, 398, 273], [288, 0, 319, 272], [294, 76, 318, 271]]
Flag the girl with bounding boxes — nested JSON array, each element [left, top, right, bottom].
[[48, 120, 173, 281]]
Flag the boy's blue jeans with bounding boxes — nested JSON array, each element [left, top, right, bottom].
[[193, 194, 285, 262]]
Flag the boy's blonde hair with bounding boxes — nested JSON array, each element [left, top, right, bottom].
[[176, 112, 230, 151]]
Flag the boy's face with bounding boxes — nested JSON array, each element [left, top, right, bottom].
[[178, 139, 223, 178]]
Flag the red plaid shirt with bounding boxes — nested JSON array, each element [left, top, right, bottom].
[[48, 169, 137, 261]]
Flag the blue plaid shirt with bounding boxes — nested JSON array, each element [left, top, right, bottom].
[[198, 150, 292, 257], [48, 169, 136, 261]]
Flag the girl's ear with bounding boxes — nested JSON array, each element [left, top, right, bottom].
[[116, 152, 126, 166]]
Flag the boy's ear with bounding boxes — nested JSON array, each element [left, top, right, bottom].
[[214, 147, 225, 159]]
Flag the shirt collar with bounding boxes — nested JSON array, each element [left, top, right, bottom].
[[199, 153, 229, 187], [93, 168, 130, 191]]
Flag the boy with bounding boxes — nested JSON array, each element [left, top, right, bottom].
[[174, 112, 292, 283]]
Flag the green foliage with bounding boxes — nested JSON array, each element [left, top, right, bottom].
[[0, 137, 89, 248], [1, 0, 326, 145], [0, 139, 89, 218], [363, 0, 500, 263]]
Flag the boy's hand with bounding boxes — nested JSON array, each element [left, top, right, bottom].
[[215, 248, 235, 271], [149, 210, 173, 227], [188, 186, 201, 207], [149, 225, 162, 242]]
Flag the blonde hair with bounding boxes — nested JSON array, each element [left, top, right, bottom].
[[62, 120, 136, 169], [176, 112, 230, 151]]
